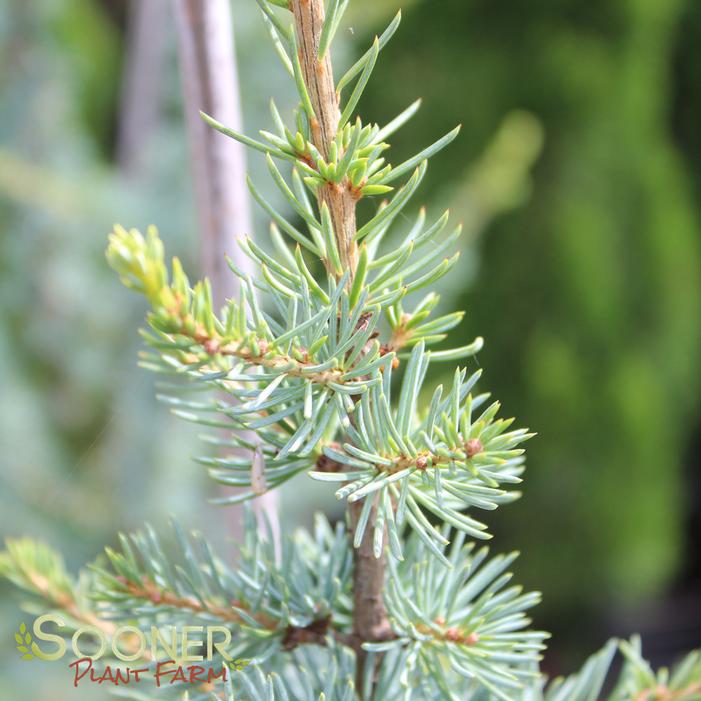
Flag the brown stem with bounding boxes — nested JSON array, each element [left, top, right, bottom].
[[118, 576, 352, 653], [291, 0, 390, 687], [28, 571, 117, 637], [117, 576, 278, 629], [633, 682, 701, 701], [349, 499, 394, 661], [292, 0, 358, 274]]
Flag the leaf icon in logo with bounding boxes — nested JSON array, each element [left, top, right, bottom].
[[15, 623, 34, 660]]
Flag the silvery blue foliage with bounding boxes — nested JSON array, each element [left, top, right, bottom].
[[2, 1, 700, 699]]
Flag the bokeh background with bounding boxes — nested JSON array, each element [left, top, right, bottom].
[[2, 0, 701, 698]]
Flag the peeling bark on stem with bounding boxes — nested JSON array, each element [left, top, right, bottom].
[[292, 0, 358, 274], [291, 0, 390, 687]]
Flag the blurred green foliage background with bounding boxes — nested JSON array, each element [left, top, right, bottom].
[[361, 0, 701, 643], [1, 0, 701, 697]]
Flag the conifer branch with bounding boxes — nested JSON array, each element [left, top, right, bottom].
[[2, 1, 695, 699], [292, 0, 358, 274], [0, 538, 115, 635], [289, 1, 391, 685]]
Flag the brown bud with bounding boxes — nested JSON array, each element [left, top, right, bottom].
[[465, 438, 484, 458], [315, 453, 343, 473], [203, 338, 220, 355], [415, 455, 428, 470]]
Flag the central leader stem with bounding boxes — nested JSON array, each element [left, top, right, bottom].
[[292, 0, 359, 275], [291, 0, 390, 687]]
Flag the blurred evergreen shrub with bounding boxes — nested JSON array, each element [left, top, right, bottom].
[[362, 0, 701, 622]]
